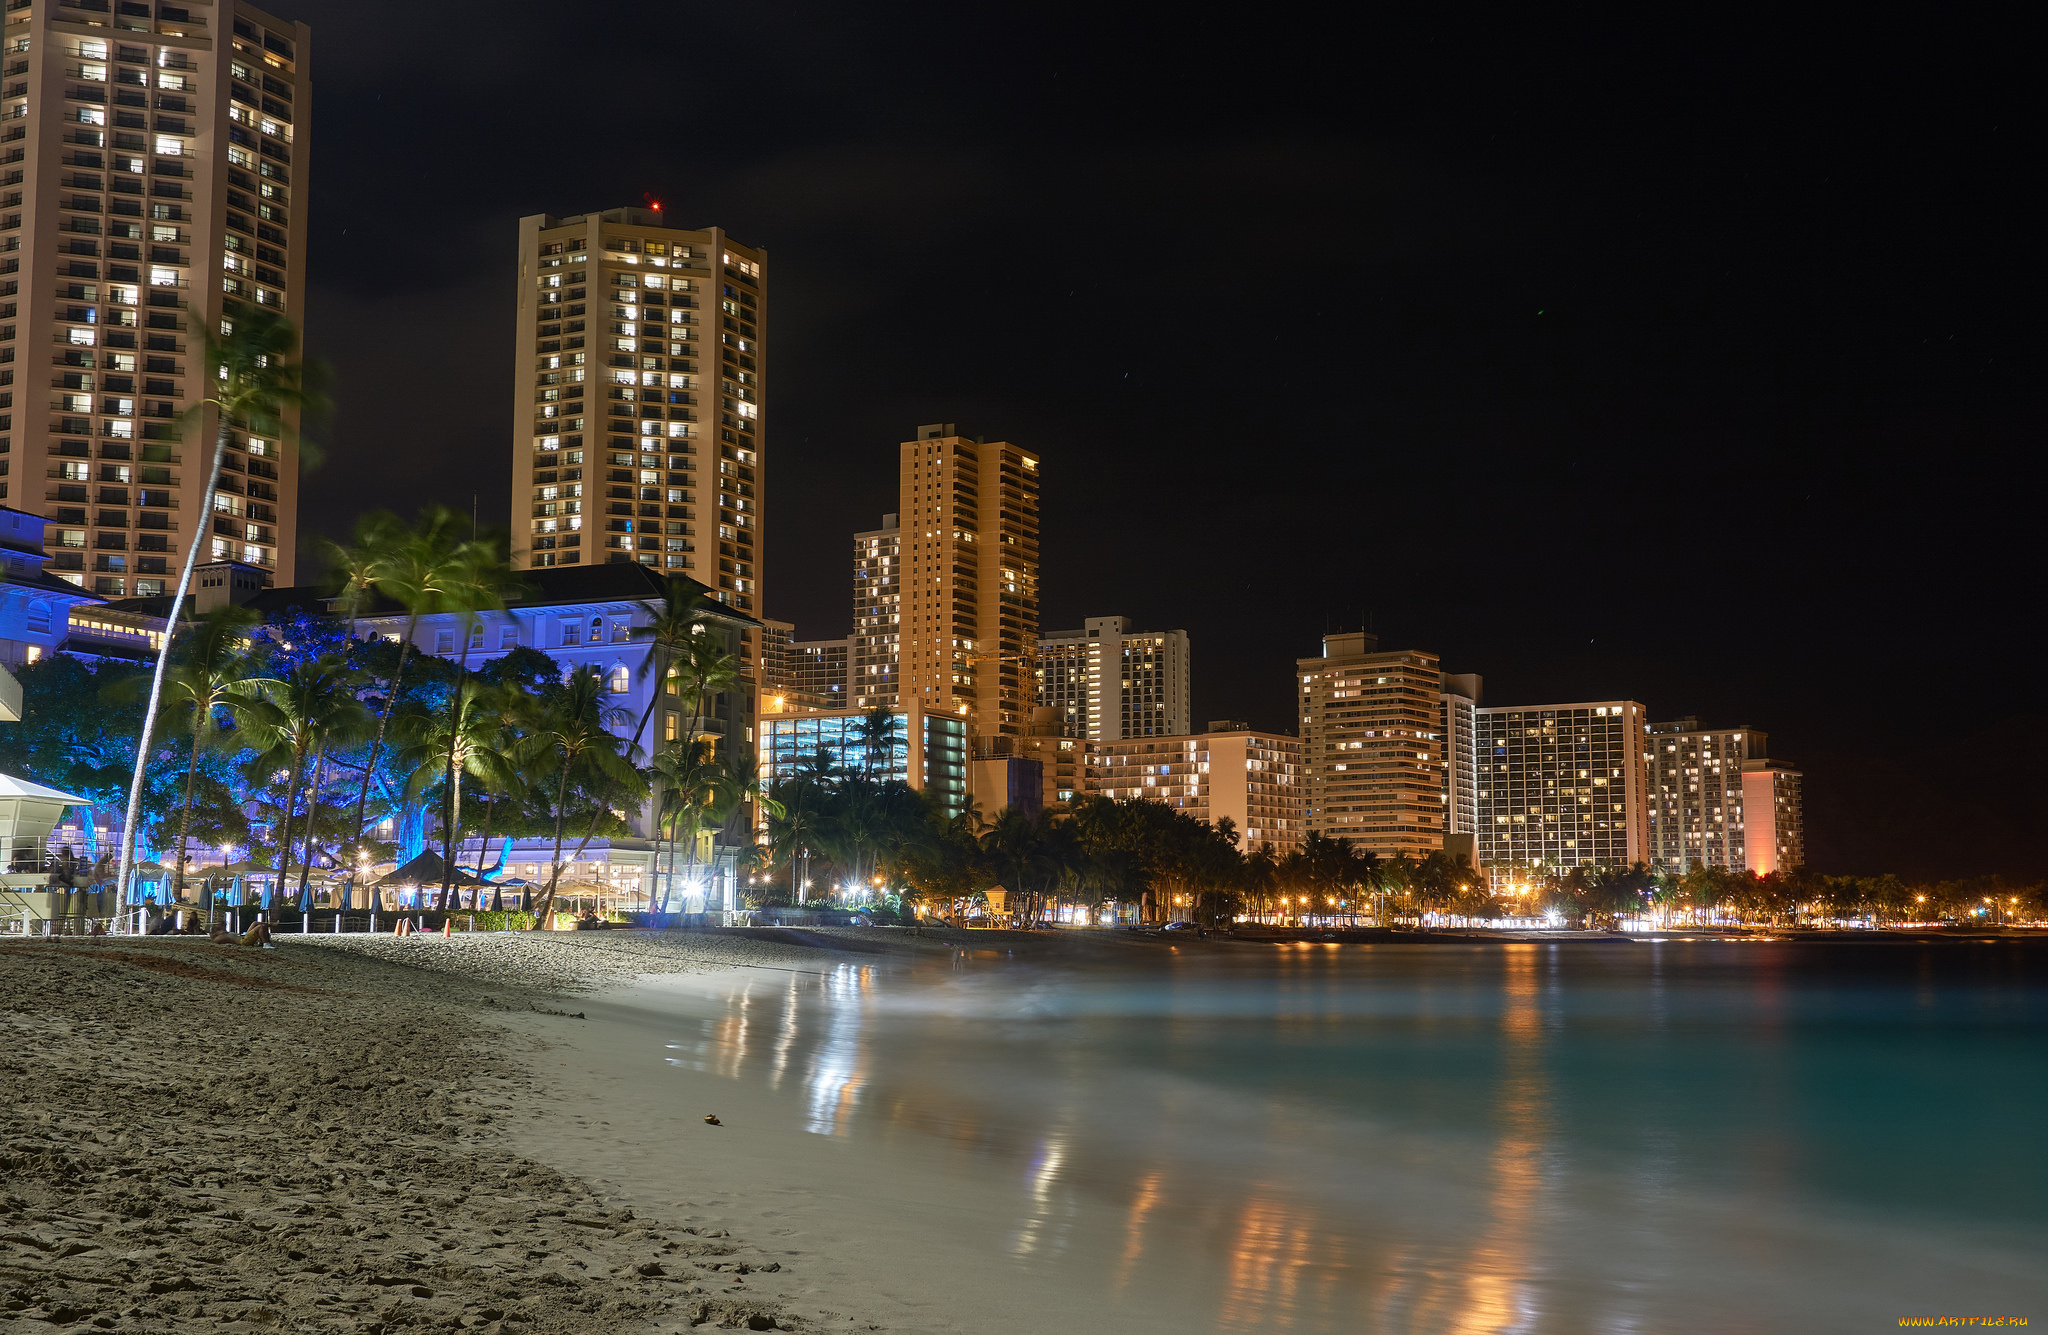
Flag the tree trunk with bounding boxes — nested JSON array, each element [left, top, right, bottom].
[[471, 790, 496, 913], [271, 744, 306, 925], [631, 644, 670, 765], [170, 714, 207, 907], [439, 746, 465, 913], [294, 745, 328, 910], [349, 617, 418, 847], [528, 762, 575, 929], [115, 414, 236, 918]]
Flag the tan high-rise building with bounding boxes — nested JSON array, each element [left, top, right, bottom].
[[1085, 722, 1304, 853], [508, 208, 764, 622], [1740, 758, 1805, 875], [896, 423, 1038, 745], [850, 512, 899, 712], [3, 3, 311, 593], [1297, 632, 1447, 859]]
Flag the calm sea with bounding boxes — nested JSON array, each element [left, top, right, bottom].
[[629, 939, 2048, 1333]]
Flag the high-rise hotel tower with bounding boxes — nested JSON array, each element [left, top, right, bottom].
[[3, 1, 310, 591], [896, 424, 1038, 745], [509, 207, 764, 626]]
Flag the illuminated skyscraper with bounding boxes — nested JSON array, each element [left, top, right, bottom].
[[509, 207, 763, 619], [850, 512, 899, 712], [1036, 615, 1191, 742], [895, 424, 1038, 745], [1476, 701, 1651, 880], [1297, 632, 1448, 859], [3, 2, 311, 591]]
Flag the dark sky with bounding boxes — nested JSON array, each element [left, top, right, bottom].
[[286, 2, 2040, 880]]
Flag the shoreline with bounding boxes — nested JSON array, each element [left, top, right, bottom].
[[9, 925, 2040, 1332]]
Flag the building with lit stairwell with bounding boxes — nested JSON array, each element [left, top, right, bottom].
[[850, 512, 899, 713], [3, 1, 311, 591], [1036, 615, 1190, 741], [1085, 721, 1303, 853], [1645, 717, 1804, 874]]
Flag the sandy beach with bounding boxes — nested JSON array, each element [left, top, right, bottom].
[[0, 929, 934, 1334]]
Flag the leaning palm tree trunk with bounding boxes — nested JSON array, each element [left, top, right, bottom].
[[531, 766, 575, 929], [113, 413, 237, 920], [169, 723, 205, 908], [294, 746, 329, 910], [349, 619, 417, 847], [272, 747, 306, 922]]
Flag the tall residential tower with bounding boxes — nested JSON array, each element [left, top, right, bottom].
[[4, 1, 311, 591], [895, 424, 1039, 745], [1297, 631, 1447, 859], [509, 207, 764, 623], [850, 512, 899, 712], [1475, 701, 1651, 882], [1036, 615, 1191, 741]]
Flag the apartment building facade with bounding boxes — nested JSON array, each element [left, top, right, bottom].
[[508, 208, 763, 608], [1645, 717, 1804, 874], [1476, 701, 1651, 882], [1440, 671, 1482, 846], [850, 512, 898, 712], [1036, 614, 1191, 742], [894, 423, 1039, 745], [1085, 723, 1303, 853], [4, 0, 309, 592], [760, 618, 849, 713], [1297, 632, 1446, 859], [1740, 758, 1805, 874]]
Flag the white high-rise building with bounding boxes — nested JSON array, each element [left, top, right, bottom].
[[1036, 615, 1190, 742], [1440, 672, 1483, 844]]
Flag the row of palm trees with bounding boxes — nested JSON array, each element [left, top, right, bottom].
[[120, 582, 754, 929], [747, 730, 1490, 926]]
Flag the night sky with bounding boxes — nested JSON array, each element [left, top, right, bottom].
[[285, 3, 2038, 879]]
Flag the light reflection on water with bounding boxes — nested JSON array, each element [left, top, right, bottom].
[[656, 943, 2048, 1333]]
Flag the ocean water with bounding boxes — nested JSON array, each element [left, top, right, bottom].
[[606, 940, 2048, 1333]]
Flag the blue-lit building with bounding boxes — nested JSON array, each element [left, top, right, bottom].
[[759, 707, 968, 817]]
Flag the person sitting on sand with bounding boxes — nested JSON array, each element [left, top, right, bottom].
[[207, 921, 273, 947]]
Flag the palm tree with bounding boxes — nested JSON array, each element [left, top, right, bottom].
[[243, 654, 372, 911], [515, 666, 642, 929], [667, 629, 741, 748], [115, 306, 315, 909], [154, 605, 273, 918], [702, 746, 778, 916], [428, 532, 521, 907], [392, 680, 520, 911], [853, 707, 901, 780], [627, 576, 724, 761], [339, 507, 488, 858], [649, 737, 720, 914]]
